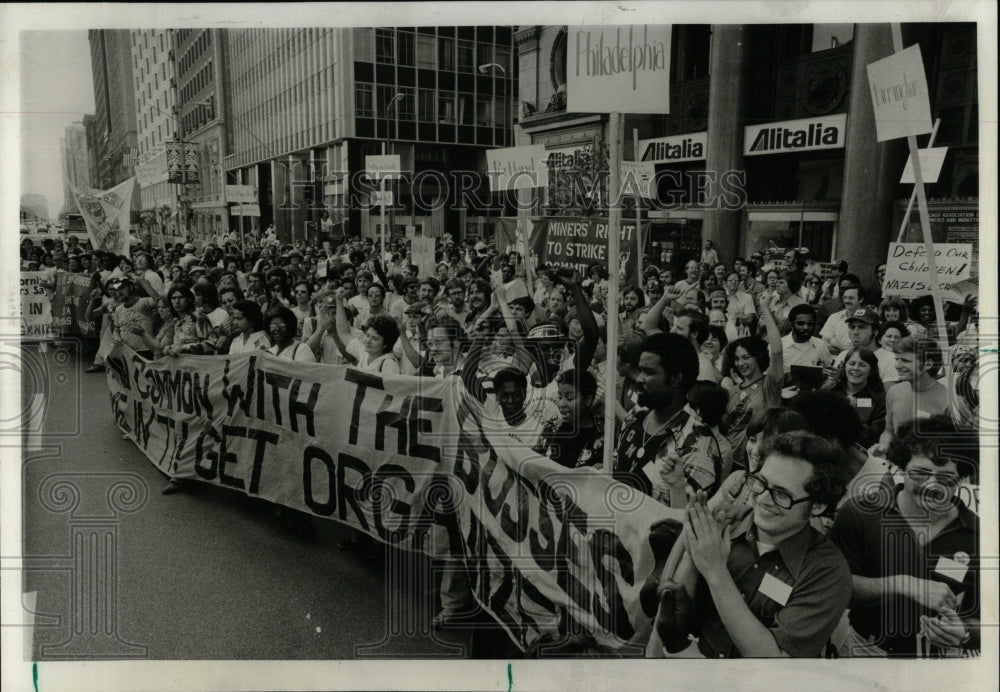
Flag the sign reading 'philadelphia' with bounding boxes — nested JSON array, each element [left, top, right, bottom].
[[567, 25, 672, 114]]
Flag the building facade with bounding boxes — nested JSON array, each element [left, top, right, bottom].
[[223, 27, 516, 244], [60, 121, 93, 215], [515, 24, 979, 284], [88, 30, 138, 191]]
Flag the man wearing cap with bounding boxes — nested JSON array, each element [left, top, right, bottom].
[[178, 242, 198, 268], [831, 306, 879, 369]]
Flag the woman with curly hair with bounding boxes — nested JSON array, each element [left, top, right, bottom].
[[162, 284, 218, 357]]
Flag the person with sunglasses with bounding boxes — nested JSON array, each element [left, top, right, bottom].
[[830, 415, 979, 657], [652, 431, 850, 657]]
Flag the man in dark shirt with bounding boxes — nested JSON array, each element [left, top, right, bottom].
[[655, 431, 851, 657], [830, 416, 979, 656]]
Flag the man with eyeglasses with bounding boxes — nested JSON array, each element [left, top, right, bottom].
[[654, 431, 850, 657], [830, 415, 979, 656]]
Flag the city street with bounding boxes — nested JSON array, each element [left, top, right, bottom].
[[20, 340, 477, 660]]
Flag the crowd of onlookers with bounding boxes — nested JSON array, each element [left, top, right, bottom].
[[22, 230, 981, 658]]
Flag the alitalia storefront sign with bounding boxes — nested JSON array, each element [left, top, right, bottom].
[[743, 114, 847, 156], [638, 132, 707, 163]]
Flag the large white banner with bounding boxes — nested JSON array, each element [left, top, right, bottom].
[[71, 178, 136, 256], [566, 25, 671, 114]]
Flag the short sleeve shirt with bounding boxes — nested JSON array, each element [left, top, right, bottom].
[[112, 297, 157, 351], [830, 488, 979, 655], [696, 524, 852, 658]]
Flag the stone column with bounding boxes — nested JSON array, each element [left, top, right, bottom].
[[702, 25, 749, 265], [838, 24, 908, 284]]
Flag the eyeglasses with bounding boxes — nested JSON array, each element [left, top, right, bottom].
[[905, 466, 961, 488], [746, 473, 812, 510]]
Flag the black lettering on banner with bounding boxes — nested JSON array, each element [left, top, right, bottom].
[[336, 451, 372, 529], [222, 356, 256, 417], [375, 392, 407, 454], [133, 360, 151, 401], [218, 425, 247, 490], [262, 371, 293, 426], [481, 448, 516, 518], [345, 369, 385, 446], [287, 378, 320, 437], [132, 400, 155, 449], [407, 395, 443, 462], [246, 427, 279, 494], [451, 434, 483, 495], [106, 355, 130, 390], [499, 473, 533, 544], [368, 464, 415, 542], [170, 419, 190, 475], [109, 391, 129, 431], [155, 412, 176, 470], [194, 425, 222, 480], [588, 529, 635, 640], [303, 445, 337, 516]]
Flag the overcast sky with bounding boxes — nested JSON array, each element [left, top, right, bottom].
[[19, 30, 96, 219]]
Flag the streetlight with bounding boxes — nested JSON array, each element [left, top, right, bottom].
[[383, 92, 405, 261], [479, 62, 509, 242]]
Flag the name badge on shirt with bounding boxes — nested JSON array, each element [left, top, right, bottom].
[[758, 572, 793, 606], [855, 398, 872, 408], [934, 556, 969, 583]]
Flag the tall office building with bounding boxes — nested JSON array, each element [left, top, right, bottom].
[[88, 30, 139, 191], [60, 121, 93, 214], [516, 24, 979, 284], [224, 27, 516, 243]]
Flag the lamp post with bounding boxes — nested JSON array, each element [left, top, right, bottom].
[[479, 61, 509, 244], [383, 92, 405, 261], [147, 100, 211, 242]]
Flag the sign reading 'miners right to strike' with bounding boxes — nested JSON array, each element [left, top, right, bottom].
[[883, 242, 973, 298]]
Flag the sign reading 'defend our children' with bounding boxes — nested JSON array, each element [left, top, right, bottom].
[[866, 44, 933, 142], [567, 25, 671, 113], [883, 242, 972, 297]]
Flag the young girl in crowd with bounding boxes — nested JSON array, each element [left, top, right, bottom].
[[228, 300, 271, 354]]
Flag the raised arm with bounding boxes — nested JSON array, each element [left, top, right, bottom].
[[556, 269, 599, 372], [758, 293, 783, 381]]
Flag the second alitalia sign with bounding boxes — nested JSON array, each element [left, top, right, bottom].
[[743, 114, 847, 156]]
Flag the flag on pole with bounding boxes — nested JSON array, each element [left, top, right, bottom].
[[71, 178, 136, 256], [123, 147, 139, 168]]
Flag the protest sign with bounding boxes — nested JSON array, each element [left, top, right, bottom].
[[50, 272, 98, 336], [620, 160, 656, 198], [71, 178, 136, 256], [411, 237, 436, 278], [20, 272, 53, 339], [866, 44, 933, 142], [487, 145, 549, 192], [900, 147, 948, 184], [105, 348, 678, 650], [530, 217, 645, 285], [566, 25, 671, 114], [364, 154, 403, 181], [226, 185, 257, 204], [882, 242, 972, 298]]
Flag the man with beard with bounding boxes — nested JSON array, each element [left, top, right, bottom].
[[830, 416, 979, 656], [612, 332, 703, 498], [462, 278, 490, 333], [820, 283, 865, 356], [620, 286, 645, 333]]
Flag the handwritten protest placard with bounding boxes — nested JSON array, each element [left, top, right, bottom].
[[866, 44, 933, 142], [20, 272, 53, 339], [567, 25, 672, 113], [530, 217, 645, 285], [882, 242, 972, 298], [487, 145, 549, 192], [363, 154, 403, 181], [900, 146, 948, 184]]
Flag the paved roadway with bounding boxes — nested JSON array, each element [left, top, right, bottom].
[[19, 339, 485, 661]]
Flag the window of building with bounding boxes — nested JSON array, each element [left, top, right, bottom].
[[438, 37, 454, 70], [376, 28, 395, 64], [476, 43, 493, 71], [458, 93, 474, 124], [476, 95, 493, 126], [494, 45, 511, 73], [438, 90, 455, 123], [355, 83, 374, 117], [398, 87, 415, 120], [417, 35, 436, 69], [457, 40, 475, 72], [397, 31, 415, 67], [354, 29, 375, 62], [418, 89, 435, 122]]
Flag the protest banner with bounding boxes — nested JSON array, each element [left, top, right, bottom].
[[104, 348, 678, 650], [866, 44, 934, 142], [487, 145, 549, 192], [20, 272, 53, 339], [882, 242, 972, 299], [900, 146, 948, 184], [529, 217, 645, 286], [566, 26, 672, 114], [411, 237, 436, 278], [50, 272, 98, 337], [71, 178, 136, 256], [226, 184, 258, 204]]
